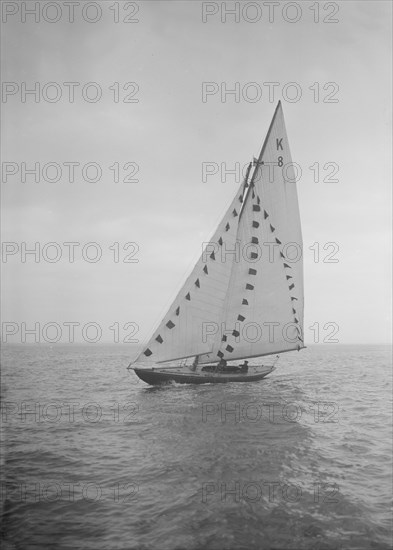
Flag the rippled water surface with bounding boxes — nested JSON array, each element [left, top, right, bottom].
[[1, 344, 392, 549]]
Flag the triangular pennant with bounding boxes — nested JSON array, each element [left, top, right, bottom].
[[257, 196, 261, 205], [242, 298, 249, 305], [185, 292, 191, 301], [232, 209, 238, 217], [225, 223, 230, 231], [218, 237, 223, 246], [292, 308, 296, 314], [195, 278, 200, 288], [210, 251, 215, 260], [283, 263, 291, 269], [286, 275, 292, 280], [144, 348, 152, 356], [291, 297, 298, 301], [270, 224, 275, 233], [203, 265, 208, 274], [237, 315, 245, 322], [289, 284, 295, 290], [275, 238, 282, 244], [175, 306, 180, 315], [280, 252, 285, 258], [264, 210, 269, 219], [155, 335, 163, 344]]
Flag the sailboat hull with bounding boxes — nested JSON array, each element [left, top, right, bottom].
[[133, 365, 275, 385]]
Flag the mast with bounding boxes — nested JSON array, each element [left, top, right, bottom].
[[238, 101, 281, 221], [252, 101, 282, 180], [199, 101, 304, 364]]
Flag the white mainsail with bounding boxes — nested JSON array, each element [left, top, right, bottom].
[[135, 102, 303, 365], [198, 101, 304, 363]]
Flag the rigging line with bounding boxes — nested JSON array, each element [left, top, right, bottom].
[[252, 100, 282, 179], [238, 101, 281, 221], [238, 161, 254, 220]]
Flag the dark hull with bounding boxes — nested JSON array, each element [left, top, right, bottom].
[[133, 366, 275, 385]]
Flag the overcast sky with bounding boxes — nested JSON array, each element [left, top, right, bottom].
[[1, 0, 392, 346]]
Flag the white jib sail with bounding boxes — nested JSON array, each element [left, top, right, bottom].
[[134, 177, 248, 364]]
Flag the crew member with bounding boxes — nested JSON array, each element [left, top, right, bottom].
[[240, 360, 249, 373], [217, 358, 227, 371]]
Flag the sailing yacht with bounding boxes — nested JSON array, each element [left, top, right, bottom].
[[129, 101, 304, 385]]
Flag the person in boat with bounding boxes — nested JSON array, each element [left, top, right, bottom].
[[239, 360, 249, 373], [190, 356, 198, 372], [217, 358, 227, 371]]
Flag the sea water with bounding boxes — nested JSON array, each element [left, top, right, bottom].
[[1, 344, 392, 549]]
